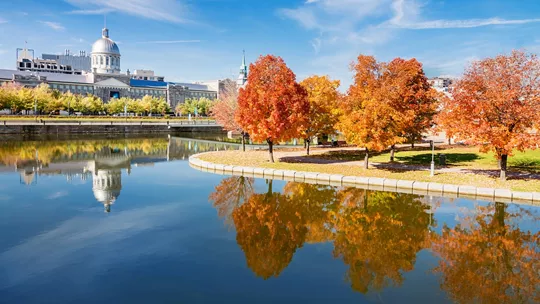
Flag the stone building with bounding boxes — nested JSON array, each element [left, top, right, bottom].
[[0, 25, 241, 108]]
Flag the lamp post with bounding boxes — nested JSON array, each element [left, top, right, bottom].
[[34, 97, 37, 119], [430, 140, 435, 177]]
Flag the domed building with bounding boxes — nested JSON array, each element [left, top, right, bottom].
[[91, 28, 121, 74], [92, 168, 122, 213]]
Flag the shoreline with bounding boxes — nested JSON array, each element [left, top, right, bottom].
[[0, 122, 223, 134], [189, 152, 540, 206]]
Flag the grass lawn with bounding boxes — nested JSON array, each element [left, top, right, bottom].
[[198, 146, 540, 192]]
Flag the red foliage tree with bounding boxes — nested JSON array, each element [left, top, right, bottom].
[[236, 55, 309, 162], [438, 50, 540, 180]]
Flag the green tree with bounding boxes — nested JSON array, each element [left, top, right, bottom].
[[106, 98, 125, 115]]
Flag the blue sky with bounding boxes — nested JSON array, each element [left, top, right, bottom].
[[0, 0, 539, 88]]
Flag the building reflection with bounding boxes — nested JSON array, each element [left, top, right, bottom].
[[0, 135, 245, 212]]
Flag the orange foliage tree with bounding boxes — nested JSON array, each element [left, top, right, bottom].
[[210, 80, 248, 151], [331, 191, 433, 294], [437, 50, 540, 180], [299, 75, 341, 155], [385, 58, 439, 157], [236, 55, 309, 162], [432, 203, 540, 303], [338, 55, 404, 168]]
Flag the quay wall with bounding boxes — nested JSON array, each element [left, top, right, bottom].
[[0, 124, 223, 134]]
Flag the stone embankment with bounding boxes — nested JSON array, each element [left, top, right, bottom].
[[0, 121, 223, 134], [189, 153, 540, 206]]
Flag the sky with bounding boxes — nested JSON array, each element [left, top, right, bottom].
[[0, 0, 539, 88]]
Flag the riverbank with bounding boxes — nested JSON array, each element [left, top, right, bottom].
[[0, 121, 223, 134], [189, 147, 540, 205]]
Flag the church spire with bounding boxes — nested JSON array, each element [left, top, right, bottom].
[[237, 50, 248, 86]]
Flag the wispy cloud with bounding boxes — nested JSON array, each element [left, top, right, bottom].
[[0, 17, 8, 24], [64, 0, 190, 23], [67, 8, 114, 15], [39, 21, 65, 31], [136, 40, 202, 44]]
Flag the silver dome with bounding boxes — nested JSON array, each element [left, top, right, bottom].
[[92, 37, 120, 55]]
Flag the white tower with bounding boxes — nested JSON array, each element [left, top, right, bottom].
[[91, 26, 121, 74], [237, 50, 248, 87]]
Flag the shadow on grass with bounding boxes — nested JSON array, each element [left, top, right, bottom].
[[395, 153, 480, 165]]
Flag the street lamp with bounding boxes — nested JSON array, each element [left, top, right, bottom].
[[430, 140, 435, 177]]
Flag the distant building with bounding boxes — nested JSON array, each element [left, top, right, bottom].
[[0, 25, 241, 107], [428, 77, 454, 93], [42, 50, 91, 72], [237, 50, 248, 87], [131, 69, 164, 82]]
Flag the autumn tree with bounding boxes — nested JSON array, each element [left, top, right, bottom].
[[338, 55, 403, 168], [432, 203, 540, 303], [299, 75, 341, 155], [236, 55, 309, 162], [210, 80, 248, 151], [385, 58, 439, 158], [438, 50, 540, 180]]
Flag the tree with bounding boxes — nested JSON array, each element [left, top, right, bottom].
[[33, 83, 54, 114], [236, 55, 309, 162], [81, 94, 104, 114], [438, 50, 540, 180], [385, 58, 439, 158], [299, 75, 341, 155], [338, 55, 403, 168], [105, 98, 125, 115], [432, 203, 540, 303], [0, 82, 23, 113], [128, 98, 144, 115], [210, 81, 249, 151]]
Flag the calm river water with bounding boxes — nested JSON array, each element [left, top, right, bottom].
[[0, 134, 538, 303]]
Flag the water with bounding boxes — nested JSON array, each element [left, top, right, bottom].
[[0, 134, 538, 303]]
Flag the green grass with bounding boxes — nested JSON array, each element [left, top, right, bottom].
[[315, 146, 540, 172], [198, 147, 540, 192]]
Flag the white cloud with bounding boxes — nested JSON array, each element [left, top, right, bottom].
[[67, 8, 114, 15], [64, 0, 189, 23], [0, 17, 8, 24], [39, 21, 65, 31], [135, 40, 202, 44], [393, 17, 540, 29]]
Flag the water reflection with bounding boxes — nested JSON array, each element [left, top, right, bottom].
[[209, 177, 540, 301], [0, 135, 243, 212], [432, 202, 540, 303]]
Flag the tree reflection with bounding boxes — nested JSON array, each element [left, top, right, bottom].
[[331, 190, 433, 294], [432, 202, 540, 304], [232, 180, 308, 279], [282, 182, 339, 243], [209, 176, 254, 227]]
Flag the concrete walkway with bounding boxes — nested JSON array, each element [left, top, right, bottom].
[[189, 152, 540, 206]]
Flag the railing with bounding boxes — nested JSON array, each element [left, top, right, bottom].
[[1, 119, 219, 126]]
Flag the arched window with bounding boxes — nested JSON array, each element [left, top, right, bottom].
[[111, 57, 115, 66], [100, 56, 103, 65], [106, 57, 109, 66]]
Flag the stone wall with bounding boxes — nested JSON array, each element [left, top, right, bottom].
[[0, 124, 223, 135]]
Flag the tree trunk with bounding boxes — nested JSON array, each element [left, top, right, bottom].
[[500, 154, 508, 181], [448, 137, 451, 145], [303, 140, 307, 149], [241, 132, 246, 152], [267, 139, 274, 163], [306, 138, 311, 155], [364, 148, 369, 169], [390, 144, 396, 162], [411, 142, 415, 149]]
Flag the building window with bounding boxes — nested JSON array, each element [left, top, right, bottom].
[[100, 56, 103, 65], [106, 57, 109, 65]]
